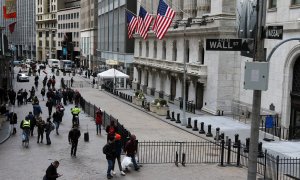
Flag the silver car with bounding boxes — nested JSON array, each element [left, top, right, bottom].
[[17, 73, 29, 82]]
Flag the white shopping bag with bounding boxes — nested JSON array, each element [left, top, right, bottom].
[[121, 156, 133, 169]]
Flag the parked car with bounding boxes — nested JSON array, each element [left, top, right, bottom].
[[17, 72, 29, 82]]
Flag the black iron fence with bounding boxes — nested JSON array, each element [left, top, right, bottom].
[[78, 96, 132, 148], [137, 139, 300, 180]]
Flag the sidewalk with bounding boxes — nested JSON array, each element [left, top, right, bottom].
[[75, 74, 300, 158]]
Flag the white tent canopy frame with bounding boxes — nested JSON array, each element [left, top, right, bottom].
[[97, 68, 129, 89]]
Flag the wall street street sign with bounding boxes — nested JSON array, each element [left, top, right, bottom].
[[206, 39, 242, 51]]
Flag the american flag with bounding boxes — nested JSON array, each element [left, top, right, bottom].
[[126, 10, 138, 39], [137, 6, 153, 39], [153, 0, 175, 40]]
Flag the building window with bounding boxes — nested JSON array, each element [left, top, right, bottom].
[[162, 41, 166, 60], [292, 0, 300, 5], [146, 41, 149, 57], [39, 32, 42, 37], [46, 31, 49, 37], [139, 41, 142, 56], [52, 31, 55, 37], [52, 41, 56, 47], [46, 41, 49, 47], [172, 40, 177, 61], [185, 40, 190, 63], [269, 0, 277, 8], [153, 41, 157, 58], [39, 41, 42, 46]]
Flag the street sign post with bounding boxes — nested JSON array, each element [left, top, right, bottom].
[[206, 39, 242, 51]]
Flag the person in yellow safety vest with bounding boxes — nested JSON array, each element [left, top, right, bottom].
[[71, 105, 81, 126], [20, 118, 31, 142]]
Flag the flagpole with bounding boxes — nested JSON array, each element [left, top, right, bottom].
[[125, 8, 137, 16]]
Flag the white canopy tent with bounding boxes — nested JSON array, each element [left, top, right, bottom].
[[97, 68, 129, 89]]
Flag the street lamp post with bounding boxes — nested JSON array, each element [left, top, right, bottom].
[[182, 24, 187, 126]]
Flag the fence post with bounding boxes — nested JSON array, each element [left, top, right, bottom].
[[220, 140, 225, 167], [276, 155, 279, 180], [258, 142, 264, 158], [244, 138, 250, 153], [236, 140, 241, 167], [199, 122, 205, 134], [176, 113, 181, 123], [264, 149, 267, 180], [175, 151, 178, 167], [233, 134, 239, 148], [214, 127, 220, 141], [182, 153, 186, 166], [227, 139, 231, 165]]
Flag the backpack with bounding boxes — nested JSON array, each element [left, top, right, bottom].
[[108, 127, 115, 135], [103, 144, 109, 154]]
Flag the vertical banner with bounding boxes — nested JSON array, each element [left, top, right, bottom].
[[5, 0, 17, 19], [9, 22, 16, 33]]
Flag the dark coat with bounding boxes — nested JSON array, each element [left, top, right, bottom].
[[44, 163, 59, 180], [104, 142, 116, 160], [68, 128, 81, 143], [125, 140, 137, 156]]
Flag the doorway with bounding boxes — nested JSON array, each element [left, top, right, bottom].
[[170, 76, 176, 101], [196, 82, 204, 110], [290, 57, 300, 139]]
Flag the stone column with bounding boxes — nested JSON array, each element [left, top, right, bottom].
[[164, 73, 171, 100], [174, 75, 182, 106], [147, 70, 153, 95], [132, 66, 139, 91], [172, 0, 183, 21], [196, 0, 210, 17], [183, 0, 197, 19], [155, 72, 161, 98]]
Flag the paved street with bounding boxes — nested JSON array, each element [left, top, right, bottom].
[[0, 67, 259, 179]]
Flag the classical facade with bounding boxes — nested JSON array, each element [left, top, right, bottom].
[[133, 0, 300, 139], [35, 0, 59, 61], [80, 0, 98, 70], [97, 0, 136, 77]]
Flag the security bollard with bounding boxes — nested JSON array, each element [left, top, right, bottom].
[[237, 140, 241, 166], [244, 138, 250, 153], [206, 124, 213, 137], [193, 120, 199, 131], [199, 122, 205, 134], [175, 151, 179, 166], [225, 136, 229, 146], [186, 117, 192, 128], [227, 138, 232, 165], [142, 100, 145, 108], [171, 111, 176, 121], [166, 110, 171, 119], [258, 142, 264, 158], [176, 113, 181, 123], [220, 140, 225, 167], [182, 153, 186, 166], [214, 127, 220, 141], [233, 134, 239, 148]]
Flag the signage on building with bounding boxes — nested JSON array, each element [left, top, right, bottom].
[[265, 26, 283, 39], [206, 39, 242, 51]]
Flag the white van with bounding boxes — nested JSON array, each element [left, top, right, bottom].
[[59, 60, 73, 72], [48, 59, 59, 68]]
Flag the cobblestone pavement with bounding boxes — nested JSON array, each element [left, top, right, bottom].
[[0, 67, 260, 180]]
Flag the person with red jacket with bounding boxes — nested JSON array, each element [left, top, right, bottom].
[[95, 109, 103, 135], [125, 134, 139, 171]]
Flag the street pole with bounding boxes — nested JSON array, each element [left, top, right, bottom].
[[247, 0, 267, 179], [181, 24, 187, 126]]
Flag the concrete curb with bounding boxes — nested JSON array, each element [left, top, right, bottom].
[[0, 122, 12, 145]]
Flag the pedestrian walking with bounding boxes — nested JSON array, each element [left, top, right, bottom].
[[10, 112, 17, 135], [52, 78, 56, 89], [26, 112, 36, 136], [103, 135, 116, 179], [23, 89, 28, 104], [33, 103, 42, 118], [53, 110, 62, 135], [92, 78, 95, 88], [112, 134, 126, 176], [70, 77, 74, 87], [36, 117, 45, 143], [41, 87, 46, 101], [45, 118, 54, 145], [17, 90, 23, 106], [38, 68, 41, 76], [46, 98, 54, 117], [68, 125, 81, 157], [95, 109, 102, 135], [106, 121, 117, 142], [20, 117, 31, 146], [124, 134, 139, 171], [43, 160, 62, 180]]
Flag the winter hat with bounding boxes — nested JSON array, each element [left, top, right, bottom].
[[115, 134, 121, 141]]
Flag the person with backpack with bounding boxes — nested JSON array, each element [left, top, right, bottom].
[[53, 110, 62, 135], [103, 135, 117, 179], [23, 90, 28, 104], [46, 98, 54, 117], [26, 112, 36, 136], [95, 109, 103, 135], [112, 134, 126, 176], [36, 117, 45, 143], [68, 125, 81, 157], [45, 117, 54, 145]]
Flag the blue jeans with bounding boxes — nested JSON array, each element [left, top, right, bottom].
[[107, 159, 115, 175], [54, 121, 60, 132]]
